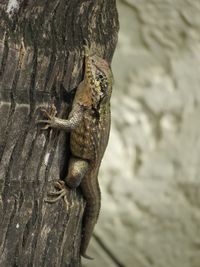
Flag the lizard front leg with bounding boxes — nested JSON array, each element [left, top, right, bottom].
[[36, 103, 83, 131], [45, 157, 89, 204]]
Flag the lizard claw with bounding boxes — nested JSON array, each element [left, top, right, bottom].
[[36, 103, 57, 130], [54, 180, 65, 189], [41, 124, 51, 130], [36, 119, 52, 130], [40, 109, 52, 119], [45, 180, 69, 210], [40, 103, 57, 119]]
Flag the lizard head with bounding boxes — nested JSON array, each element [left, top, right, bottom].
[[84, 46, 113, 108]]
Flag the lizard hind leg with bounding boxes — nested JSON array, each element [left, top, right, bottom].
[[45, 157, 89, 205], [65, 157, 89, 188]]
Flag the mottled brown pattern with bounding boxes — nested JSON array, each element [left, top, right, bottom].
[[70, 107, 110, 160]]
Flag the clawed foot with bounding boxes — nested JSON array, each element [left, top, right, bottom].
[[36, 103, 57, 130], [45, 180, 69, 209]]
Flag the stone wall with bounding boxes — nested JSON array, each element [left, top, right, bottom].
[[84, 0, 200, 266]]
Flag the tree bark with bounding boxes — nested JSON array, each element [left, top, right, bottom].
[[0, 1, 119, 266]]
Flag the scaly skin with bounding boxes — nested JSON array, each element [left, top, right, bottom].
[[37, 46, 113, 259]]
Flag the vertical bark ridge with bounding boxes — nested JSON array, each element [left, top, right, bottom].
[[0, 31, 9, 78]]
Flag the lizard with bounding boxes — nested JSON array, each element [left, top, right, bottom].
[[36, 45, 113, 259]]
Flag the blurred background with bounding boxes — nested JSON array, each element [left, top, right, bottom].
[[84, 0, 200, 266]]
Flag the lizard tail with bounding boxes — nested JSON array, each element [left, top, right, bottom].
[[80, 200, 100, 260], [81, 252, 94, 260], [80, 174, 101, 259]]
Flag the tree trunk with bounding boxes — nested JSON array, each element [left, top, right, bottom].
[[0, 1, 119, 266]]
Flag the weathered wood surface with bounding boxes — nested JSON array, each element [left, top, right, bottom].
[[0, 1, 119, 266]]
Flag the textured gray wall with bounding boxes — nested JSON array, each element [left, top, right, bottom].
[[83, 0, 200, 267]]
